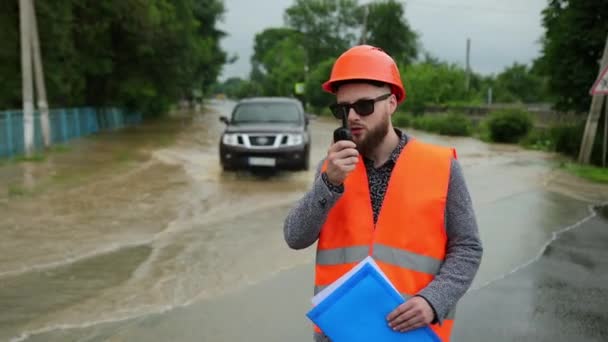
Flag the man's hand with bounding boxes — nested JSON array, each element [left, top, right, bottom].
[[386, 296, 434, 332], [325, 140, 359, 186]]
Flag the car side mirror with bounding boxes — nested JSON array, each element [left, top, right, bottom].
[[305, 113, 314, 125], [219, 116, 229, 125]]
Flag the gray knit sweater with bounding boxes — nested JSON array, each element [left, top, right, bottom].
[[283, 131, 483, 341]]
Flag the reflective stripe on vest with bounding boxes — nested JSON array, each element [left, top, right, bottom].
[[316, 244, 442, 275], [315, 245, 369, 265]]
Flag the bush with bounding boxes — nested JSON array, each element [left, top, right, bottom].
[[521, 128, 555, 151], [550, 123, 585, 159], [551, 122, 606, 166], [522, 122, 587, 157], [392, 112, 412, 128], [520, 121, 606, 167], [486, 109, 533, 143], [393, 112, 472, 137], [475, 119, 493, 142], [438, 113, 472, 136], [412, 115, 444, 132]]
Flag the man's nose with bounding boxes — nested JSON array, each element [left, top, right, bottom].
[[347, 107, 360, 120]]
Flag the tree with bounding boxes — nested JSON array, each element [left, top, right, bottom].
[[400, 62, 471, 114], [213, 77, 262, 99], [284, 0, 362, 66], [536, 0, 608, 112], [262, 37, 307, 96], [250, 28, 306, 96], [192, 0, 229, 96], [362, 0, 419, 65], [251, 28, 302, 72], [0, 0, 227, 117], [0, 1, 25, 109], [493, 63, 545, 103], [420, 51, 443, 67], [103, 0, 227, 115], [305, 58, 336, 112]]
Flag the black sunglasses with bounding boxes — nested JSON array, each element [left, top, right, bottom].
[[329, 93, 392, 119]]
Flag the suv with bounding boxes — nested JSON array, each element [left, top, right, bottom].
[[219, 97, 311, 171]]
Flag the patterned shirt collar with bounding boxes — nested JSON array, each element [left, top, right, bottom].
[[390, 128, 408, 163], [363, 128, 409, 167]]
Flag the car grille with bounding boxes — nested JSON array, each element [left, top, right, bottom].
[[249, 135, 276, 146]]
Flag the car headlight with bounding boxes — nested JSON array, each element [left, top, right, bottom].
[[222, 133, 239, 146], [286, 133, 304, 146]]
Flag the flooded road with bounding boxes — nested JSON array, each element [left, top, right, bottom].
[[1, 100, 607, 341], [0, 101, 321, 341]]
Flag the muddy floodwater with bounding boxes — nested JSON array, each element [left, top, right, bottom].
[[1, 100, 607, 342]]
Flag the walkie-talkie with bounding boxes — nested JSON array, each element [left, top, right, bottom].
[[333, 111, 352, 142]]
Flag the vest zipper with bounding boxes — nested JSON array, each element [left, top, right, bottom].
[[369, 222, 378, 256]]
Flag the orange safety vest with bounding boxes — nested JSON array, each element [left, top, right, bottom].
[[314, 139, 457, 341]]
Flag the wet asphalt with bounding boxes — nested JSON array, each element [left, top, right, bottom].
[[452, 205, 608, 342], [22, 205, 608, 342], [3, 100, 608, 341]]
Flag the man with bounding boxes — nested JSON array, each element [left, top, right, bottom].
[[283, 45, 483, 342]]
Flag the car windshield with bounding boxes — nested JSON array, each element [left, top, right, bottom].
[[232, 102, 301, 124]]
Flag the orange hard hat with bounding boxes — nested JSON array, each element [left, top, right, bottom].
[[322, 45, 406, 103]]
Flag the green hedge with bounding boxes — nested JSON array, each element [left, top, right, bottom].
[[439, 113, 473, 136], [522, 123, 584, 157], [392, 112, 472, 136], [392, 112, 412, 128], [486, 109, 533, 143], [393, 108, 606, 168], [523, 122, 606, 166], [551, 123, 586, 158]]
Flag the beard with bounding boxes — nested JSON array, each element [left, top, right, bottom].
[[354, 114, 389, 157]]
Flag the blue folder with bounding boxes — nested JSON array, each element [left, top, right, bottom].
[[306, 262, 441, 342]]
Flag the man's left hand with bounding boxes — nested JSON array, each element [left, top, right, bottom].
[[386, 296, 434, 332]]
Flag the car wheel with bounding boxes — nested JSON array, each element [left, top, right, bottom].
[[221, 162, 235, 172], [300, 148, 310, 171]]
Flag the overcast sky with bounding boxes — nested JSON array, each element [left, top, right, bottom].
[[217, 0, 547, 81]]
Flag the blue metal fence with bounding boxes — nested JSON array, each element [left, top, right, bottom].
[[0, 107, 142, 158]]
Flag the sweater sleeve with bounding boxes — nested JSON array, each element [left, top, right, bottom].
[[417, 158, 483, 323]]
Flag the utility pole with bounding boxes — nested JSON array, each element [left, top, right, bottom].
[[465, 38, 471, 93], [603, 100, 607, 167], [578, 32, 608, 164], [488, 87, 493, 105], [360, 4, 369, 44], [29, 0, 51, 147], [19, 0, 35, 157]]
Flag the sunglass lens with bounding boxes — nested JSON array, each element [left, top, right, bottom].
[[353, 100, 374, 116], [330, 104, 347, 118]]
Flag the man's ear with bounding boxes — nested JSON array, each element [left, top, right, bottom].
[[388, 93, 398, 115]]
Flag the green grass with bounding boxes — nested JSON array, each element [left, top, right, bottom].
[[48, 144, 71, 153], [14, 153, 46, 162], [8, 185, 28, 197], [520, 128, 554, 152], [1, 145, 72, 166], [563, 162, 608, 184]]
